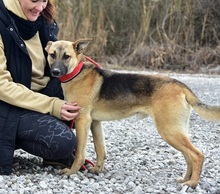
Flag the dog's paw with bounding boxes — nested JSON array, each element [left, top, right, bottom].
[[176, 177, 185, 183], [177, 178, 198, 189], [88, 166, 102, 174], [61, 168, 74, 176], [180, 180, 198, 189]]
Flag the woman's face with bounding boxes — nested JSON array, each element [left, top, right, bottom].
[[18, 0, 48, 21]]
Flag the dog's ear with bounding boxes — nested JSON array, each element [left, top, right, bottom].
[[73, 38, 92, 54], [45, 41, 53, 52]]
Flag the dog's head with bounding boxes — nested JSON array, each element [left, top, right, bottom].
[[45, 39, 92, 77]]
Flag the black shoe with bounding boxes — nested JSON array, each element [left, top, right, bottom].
[[43, 154, 75, 168], [43, 154, 95, 170]]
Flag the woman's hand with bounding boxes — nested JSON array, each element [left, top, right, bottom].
[[60, 102, 81, 121]]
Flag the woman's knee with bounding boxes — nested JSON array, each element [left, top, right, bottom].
[[58, 133, 77, 156], [17, 112, 77, 159]]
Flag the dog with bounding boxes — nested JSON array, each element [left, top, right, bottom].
[[45, 39, 220, 189]]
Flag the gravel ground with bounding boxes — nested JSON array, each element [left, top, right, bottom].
[[0, 72, 220, 194]]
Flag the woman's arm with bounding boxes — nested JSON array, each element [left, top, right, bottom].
[[0, 35, 66, 119]]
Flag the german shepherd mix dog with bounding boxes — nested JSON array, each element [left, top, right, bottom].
[[45, 39, 220, 189]]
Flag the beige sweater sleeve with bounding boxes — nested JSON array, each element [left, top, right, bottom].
[[0, 35, 66, 119]]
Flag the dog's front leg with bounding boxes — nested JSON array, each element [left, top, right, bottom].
[[89, 120, 107, 174], [62, 116, 92, 176]]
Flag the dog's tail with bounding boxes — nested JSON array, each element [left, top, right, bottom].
[[185, 88, 220, 121]]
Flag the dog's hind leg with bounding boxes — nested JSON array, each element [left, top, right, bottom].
[[153, 104, 204, 188], [89, 120, 107, 173]]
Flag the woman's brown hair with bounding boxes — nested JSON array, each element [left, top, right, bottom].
[[41, 0, 56, 23]]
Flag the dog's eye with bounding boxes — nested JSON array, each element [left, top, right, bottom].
[[50, 53, 56, 59], [63, 54, 70, 60]]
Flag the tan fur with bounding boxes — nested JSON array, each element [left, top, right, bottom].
[[45, 39, 220, 188]]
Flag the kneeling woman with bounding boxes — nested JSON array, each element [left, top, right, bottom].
[[0, 0, 82, 174]]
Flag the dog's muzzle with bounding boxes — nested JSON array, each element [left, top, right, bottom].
[[50, 62, 68, 77]]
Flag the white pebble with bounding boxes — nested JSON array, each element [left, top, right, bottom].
[[39, 181, 48, 189]]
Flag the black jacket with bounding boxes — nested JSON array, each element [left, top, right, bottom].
[[0, 0, 59, 174]]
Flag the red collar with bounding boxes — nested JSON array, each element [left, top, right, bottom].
[[59, 61, 84, 83], [59, 56, 102, 83]]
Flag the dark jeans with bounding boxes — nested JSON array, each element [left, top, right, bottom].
[[15, 78, 77, 160]]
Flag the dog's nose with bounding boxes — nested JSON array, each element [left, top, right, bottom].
[[51, 68, 61, 77]]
